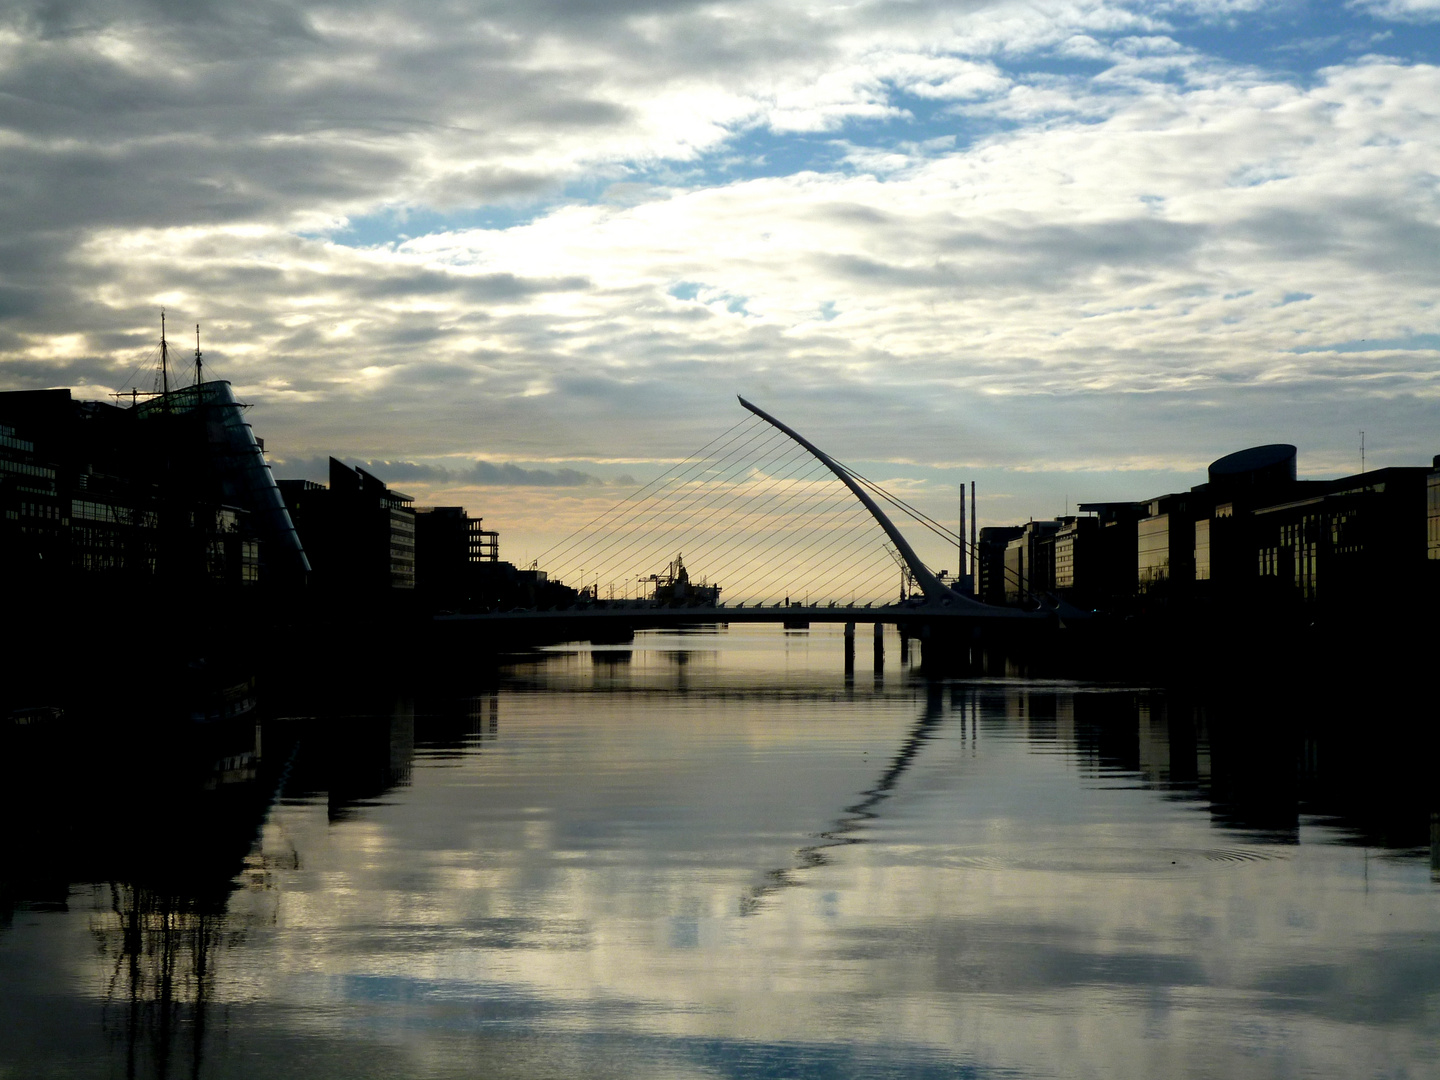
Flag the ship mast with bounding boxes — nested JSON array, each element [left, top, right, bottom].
[[108, 312, 180, 409]]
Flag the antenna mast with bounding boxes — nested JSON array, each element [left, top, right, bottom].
[[194, 323, 203, 385]]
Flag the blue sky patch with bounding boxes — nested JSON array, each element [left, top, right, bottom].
[[1163, 0, 1440, 82]]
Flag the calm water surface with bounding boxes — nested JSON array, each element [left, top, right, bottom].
[[3, 626, 1437, 1079]]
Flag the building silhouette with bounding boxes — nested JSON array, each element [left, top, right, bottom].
[[1034, 443, 1440, 617], [414, 505, 498, 606], [0, 385, 307, 596], [977, 525, 1023, 604], [1003, 520, 1061, 605], [278, 459, 416, 593]]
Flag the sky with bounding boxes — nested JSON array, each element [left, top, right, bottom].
[[1, 0, 1438, 574]]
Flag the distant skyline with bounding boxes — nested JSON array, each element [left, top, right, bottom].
[[2, 0, 1438, 571]]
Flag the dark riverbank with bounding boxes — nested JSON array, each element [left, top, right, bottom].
[[5, 582, 1431, 716]]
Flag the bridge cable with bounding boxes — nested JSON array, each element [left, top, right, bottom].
[[534, 414, 763, 569], [564, 430, 811, 593], [537, 418, 786, 582], [550, 421, 839, 599], [677, 468, 853, 603], [695, 463, 884, 603], [727, 496, 891, 606], [692, 437, 899, 603], [536, 410, 938, 606], [671, 461, 840, 598]]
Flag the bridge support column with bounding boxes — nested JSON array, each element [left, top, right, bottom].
[[844, 621, 856, 677], [589, 624, 635, 646], [873, 622, 884, 671]]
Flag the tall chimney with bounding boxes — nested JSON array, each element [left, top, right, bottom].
[[970, 481, 977, 585]]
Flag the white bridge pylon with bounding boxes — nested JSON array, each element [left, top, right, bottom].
[[536, 398, 1026, 615]]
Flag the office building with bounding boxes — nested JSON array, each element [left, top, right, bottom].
[[1003, 520, 1061, 605], [415, 505, 499, 604], [0, 385, 295, 593], [977, 525, 1024, 605], [280, 459, 416, 592]]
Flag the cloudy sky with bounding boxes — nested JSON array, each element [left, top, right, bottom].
[[2, 0, 1438, 570]]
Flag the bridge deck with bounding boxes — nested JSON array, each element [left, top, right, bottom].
[[435, 601, 1049, 630]]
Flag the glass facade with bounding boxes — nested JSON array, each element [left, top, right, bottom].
[[1258, 511, 1323, 601], [389, 506, 416, 589], [1136, 495, 1195, 595], [1052, 516, 1099, 598], [1193, 518, 1211, 582], [1252, 468, 1430, 608], [1054, 531, 1076, 589], [69, 497, 159, 577], [1002, 521, 1059, 603], [1003, 539, 1025, 604], [1, 392, 271, 590], [2, 422, 65, 574], [1137, 515, 1171, 590], [136, 381, 310, 582]]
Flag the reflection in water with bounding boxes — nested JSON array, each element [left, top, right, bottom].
[[93, 884, 234, 1080], [590, 650, 632, 664], [414, 692, 499, 759], [323, 696, 414, 820], [741, 683, 961, 914], [2, 627, 1437, 1080], [0, 704, 275, 1080]]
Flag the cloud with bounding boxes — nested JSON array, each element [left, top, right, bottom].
[[2, 0, 1439, 556], [461, 461, 607, 487], [1348, 0, 1440, 22], [273, 455, 610, 488]]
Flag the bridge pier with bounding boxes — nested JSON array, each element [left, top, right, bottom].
[[844, 621, 855, 677], [588, 624, 635, 646], [873, 622, 884, 675]]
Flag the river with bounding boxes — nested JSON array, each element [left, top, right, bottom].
[[2, 625, 1437, 1078]]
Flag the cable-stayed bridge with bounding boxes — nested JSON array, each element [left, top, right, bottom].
[[438, 397, 1053, 645]]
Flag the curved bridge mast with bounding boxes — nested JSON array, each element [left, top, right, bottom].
[[737, 396, 959, 605]]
